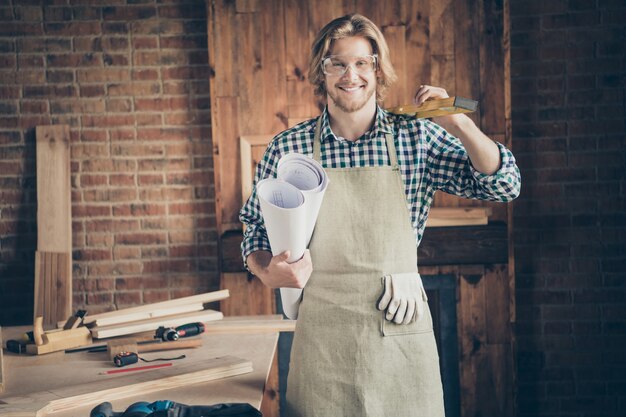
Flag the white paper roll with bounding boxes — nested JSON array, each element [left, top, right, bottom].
[[256, 154, 330, 320], [257, 178, 307, 263]]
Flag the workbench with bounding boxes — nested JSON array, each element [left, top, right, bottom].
[[0, 325, 278, 417]]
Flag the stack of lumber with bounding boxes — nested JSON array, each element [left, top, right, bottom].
[[75, 290, 231, 339]]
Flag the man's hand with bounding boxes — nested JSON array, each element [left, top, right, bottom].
[[247, 250, 313, 289], [414, 84, 465, 130]]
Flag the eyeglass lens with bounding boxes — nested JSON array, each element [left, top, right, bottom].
[[323, 56, 376, 76]]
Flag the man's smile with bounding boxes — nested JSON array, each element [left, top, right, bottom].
[[337, 85, 365, 93]]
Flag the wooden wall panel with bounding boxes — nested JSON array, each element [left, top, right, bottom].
[[285, 0, 318, 118]]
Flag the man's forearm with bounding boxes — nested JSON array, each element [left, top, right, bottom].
[[438, 114, 501, 175]]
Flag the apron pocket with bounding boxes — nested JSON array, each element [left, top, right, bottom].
[[381, 306, 434, 336], [379, 272, 434, 336]]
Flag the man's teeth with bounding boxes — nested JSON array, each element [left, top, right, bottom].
[[341, 86, 361, 91]]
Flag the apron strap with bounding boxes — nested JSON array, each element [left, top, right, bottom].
[[384, 132, 399, 169], [313, 116, 323, 162], [313, 115, 399, 170]]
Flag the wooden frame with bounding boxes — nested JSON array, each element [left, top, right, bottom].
[[240, 135, 274, 203]]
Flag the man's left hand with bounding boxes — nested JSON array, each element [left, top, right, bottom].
[[414, 84, 466, 130]]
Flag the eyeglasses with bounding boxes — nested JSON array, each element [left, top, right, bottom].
[[321, 54, 378, 76]]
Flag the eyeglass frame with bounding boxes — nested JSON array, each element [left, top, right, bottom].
[[321, 54, 378, 76]]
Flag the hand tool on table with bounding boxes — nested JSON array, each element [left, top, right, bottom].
[[387, 96, 478, 119], [107, 337, 202, 360], [62, 309, 87, 329], [21, 316, 92, 355]]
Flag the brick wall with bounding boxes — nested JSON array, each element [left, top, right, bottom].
[[0, 0, 217, 325], [511, 1, 625, 416]]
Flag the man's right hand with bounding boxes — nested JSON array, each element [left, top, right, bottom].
[[247, 250, 313, 289]]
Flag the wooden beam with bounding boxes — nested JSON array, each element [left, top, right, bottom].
[[90, 310, 224, 339], [78, 303, 205, 329], [0, 356, 253, 417], [426, 207, 492, 227], [204, 316, 296, 335], [387, 97, 479, 119], [74, 289, 229, 327], [35, 125, 72, 326]]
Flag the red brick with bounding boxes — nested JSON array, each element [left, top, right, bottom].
[[72, 205, 111, 218], [45, 22, 101, 36], [115, 232, 167, 245], [132, 37, 158, 49], [109, 174, 135, 186], [136, 127, 190, 141], [113, 246, 141, 260], [109, 128, 135, 141], [86, 292, 113, 306], [107, 82, 160, 96], [76, 68, 130, 82], [80, 84, 105, 97], [102, 6, 157, 21], [80, 174, 107, 187], [115, 291, 142, 306], [143, 290, 169, 304], [138, 174, 164, 185], [106, 98, 132, 112], [82, 114, 135, 127], [88, 261, 142, 276]]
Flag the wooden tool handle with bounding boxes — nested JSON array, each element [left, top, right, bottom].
[[387, 96, 478, 118], [33, 316, 45, 346], [137, 338, 202, 353]]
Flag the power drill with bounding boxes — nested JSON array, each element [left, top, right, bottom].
[[90, 401, 262, 417], [155, 322, 205, 341], [90, 401, 172, 417]]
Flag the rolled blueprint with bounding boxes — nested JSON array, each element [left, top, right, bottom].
[[256, 178, 307, 264], [277, 153, 330, 245], [256, 153, 329, 319]]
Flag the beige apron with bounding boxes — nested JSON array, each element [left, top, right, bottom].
[[285, 119, 445, 417]]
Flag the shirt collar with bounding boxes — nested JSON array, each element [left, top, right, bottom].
[[318, 105, 394, 144]]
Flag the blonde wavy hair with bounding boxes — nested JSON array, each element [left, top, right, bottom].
[[308, 14, 397, 102]]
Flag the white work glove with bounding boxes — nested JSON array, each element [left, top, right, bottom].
[[377, 273, 428, 325]]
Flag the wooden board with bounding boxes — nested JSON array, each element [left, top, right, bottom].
[[77, 289, 229, 327], [34, 252, 71, 326], [90, 309, 224, 339], [426, 207, 492, 227], [77, 303, 205, 329], [221, 273, 275, 316], [457, 264, 514, 417], [35, 125, 72, 326], [0, 356, 252, 417], [204, 316, 295, 335]]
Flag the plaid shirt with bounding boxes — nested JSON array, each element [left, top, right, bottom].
[[240, 106, 521, 268]]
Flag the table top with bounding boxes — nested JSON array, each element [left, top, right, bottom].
[[0, 324, 278, 417]]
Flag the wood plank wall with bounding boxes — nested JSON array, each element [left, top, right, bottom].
[[207, 0, 510, 238], [206, 1, 513, 416]]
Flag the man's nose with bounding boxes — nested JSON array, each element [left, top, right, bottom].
[[341, 65, 359, 80]]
